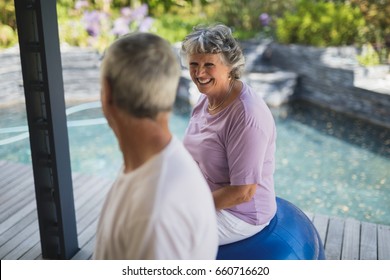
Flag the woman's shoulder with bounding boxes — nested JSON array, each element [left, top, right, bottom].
[[237, 83, 271, 114], [233, 82, 275, 128]]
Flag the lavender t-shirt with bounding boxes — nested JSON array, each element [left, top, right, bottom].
[[183, 82, 277, 225]]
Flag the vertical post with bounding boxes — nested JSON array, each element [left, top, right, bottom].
[[14, 0, 79, 259]]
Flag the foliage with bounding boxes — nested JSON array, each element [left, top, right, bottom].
[[349, 0, 390, 64], [208, 0, 263, 39], [211, 0, 298, 39], [275, 0, 366, 47], [0, 0, 17, 49], [357, 44, 380, 66], [0, 0, 16, 28], [0, 24, 17, 49], [1, 0, 389, 65], [151, 13, 208, 43]]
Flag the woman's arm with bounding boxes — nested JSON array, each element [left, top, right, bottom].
[[212, 184, 257, 210]]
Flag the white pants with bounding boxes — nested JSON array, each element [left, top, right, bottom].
[[217, 210, 269, 245]]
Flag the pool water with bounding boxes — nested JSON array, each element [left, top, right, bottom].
[[0, 100, 389, 226]]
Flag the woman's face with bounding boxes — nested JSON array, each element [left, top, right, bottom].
[[188, 53, 231, 96]]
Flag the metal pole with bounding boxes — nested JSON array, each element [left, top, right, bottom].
[[14, 0, 79, 259]]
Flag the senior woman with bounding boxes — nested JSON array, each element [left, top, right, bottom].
[[181, 24, 277, 245]]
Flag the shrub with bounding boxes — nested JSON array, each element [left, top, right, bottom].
[[151, 14, 207, 44], [350, 0, 390, 64], [0, 24, 17, 49], [275, 0, 366, 47], [357, 44, 380, 66]]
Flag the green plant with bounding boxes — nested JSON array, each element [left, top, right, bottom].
[[0, 0, 16, 29], [209, 0, 262, 34], [151, 14, 207, 43], [275, 0, 366, 47], [357, 44, 380, 66], [0, 24, 17, 49], [350, 0, 389, 64], [0, 0, 17, 49]]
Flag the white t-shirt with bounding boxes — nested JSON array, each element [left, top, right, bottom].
[[93, 136, 218, 259]]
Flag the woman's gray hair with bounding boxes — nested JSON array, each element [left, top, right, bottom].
[[101, 32, 181, 119], [181, 24, 245, 79]]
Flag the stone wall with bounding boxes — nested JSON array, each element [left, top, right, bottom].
[[266, 43, 390, 128]]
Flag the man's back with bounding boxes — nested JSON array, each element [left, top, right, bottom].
[[94, 137, 218, 259]]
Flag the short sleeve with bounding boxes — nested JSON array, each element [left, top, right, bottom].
[[226, 113, 270, 186]]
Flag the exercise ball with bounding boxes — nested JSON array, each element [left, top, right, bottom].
[[217, 197, 326, 260]]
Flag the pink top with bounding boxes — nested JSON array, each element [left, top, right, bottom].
[[183, 82, 277, 225]]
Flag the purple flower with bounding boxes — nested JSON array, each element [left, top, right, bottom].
[[259, 13, 270, 26], [138, 17, 154, 32], [120, 7, 132, 18], [112, 17, 130, 36], [132, 4, 148, 21], [75, 0, 89, 10], [83, 10, 107, 37]]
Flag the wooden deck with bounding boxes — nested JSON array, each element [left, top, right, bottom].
[[1, 160, 389, 260]]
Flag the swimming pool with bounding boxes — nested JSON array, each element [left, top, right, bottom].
[[0, 100, 389, 226]]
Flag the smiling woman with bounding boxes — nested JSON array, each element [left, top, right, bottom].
[[180, 24, 278, 245]]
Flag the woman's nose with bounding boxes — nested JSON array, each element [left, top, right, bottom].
[[194, 66, 205, 76]]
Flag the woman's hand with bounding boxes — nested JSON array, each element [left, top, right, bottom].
[[212, 184, 257, 210]]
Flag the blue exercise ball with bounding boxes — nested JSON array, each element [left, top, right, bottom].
[[217, 197, 326, 260]]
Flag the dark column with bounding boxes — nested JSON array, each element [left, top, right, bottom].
[[14, 0, 79, 259]]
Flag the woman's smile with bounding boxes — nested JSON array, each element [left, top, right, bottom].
[[197, 78, 213, 85]]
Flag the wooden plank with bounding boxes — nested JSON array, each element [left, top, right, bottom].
[[72, 173, 97, 198], [0, 210, 37, 247], [341, 218, 360, 260], [0, 217, 39, 259], [75, 177, 110, 221], [33, 174, 111, 260], [73, 175, 108, 211], [0, 163, 32, 198], [378, 224, 390, 260], [0, 200, 36, 236], [36, 211, 101, 260], [0, 161, 23, 184], [360, 221, 377, 260], [19, 242, 42, 260], [312, 214, 329, 247], [72, 213, 102, 260], [0, 182, 35, 223], [72, 236, 96, 260], [0, 176, 34, 211], [324, 216, 344, 260], [2, 230, 40, 260], [72, 197, 103, 260]]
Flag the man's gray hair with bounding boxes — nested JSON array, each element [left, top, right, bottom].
[[101, 32, 181, 119], [181, 24, 245, 79]]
